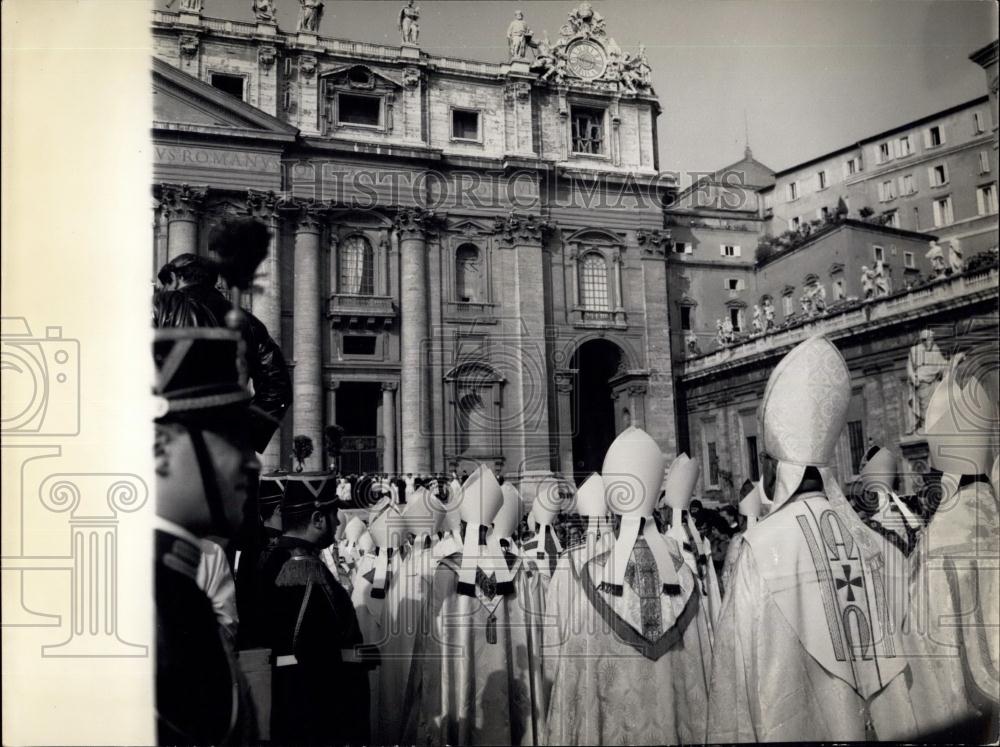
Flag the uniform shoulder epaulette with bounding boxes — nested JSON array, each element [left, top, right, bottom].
[[275, 553, 330, 590]]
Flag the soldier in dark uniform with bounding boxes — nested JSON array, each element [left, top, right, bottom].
[[266, 475, 376, 746], [235, 472, 286, 650], [153, 325, 271, 745]]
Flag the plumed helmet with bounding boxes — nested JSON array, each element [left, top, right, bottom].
[[924, 364, 996, 476], [493, 482, 524, 539], [602, 426, 665, 517], [344, 516, 366, 544], [457, 465, 504, 527], [573, 473, 608, 518], [761, 336, 851, 467], [860, 446, 899, 493], [661, 453, 700, 510]]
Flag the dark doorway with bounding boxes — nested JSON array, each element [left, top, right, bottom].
[[570, 339, 624, 484], [336, 381, 383, 473]]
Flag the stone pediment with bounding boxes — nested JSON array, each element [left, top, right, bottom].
[[320, 64, 403, 91], [152, 57, 297, 140]]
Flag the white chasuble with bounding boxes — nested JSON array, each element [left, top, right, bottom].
[[902, 480, 1000, 740], [403, 550, 546, 746], [707, 493, 918, 742], [544, 534, 712, 745]]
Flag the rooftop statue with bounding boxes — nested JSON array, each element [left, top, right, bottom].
[[251, 0, 276, 23], [906, 328, 949, 434], [399, 0, 420, 45], [298, 0, 324, 32], [507, 10, 532, 61]]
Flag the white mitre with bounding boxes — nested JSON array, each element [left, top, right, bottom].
[[401, 486, 445, 543], [455, 465, 514, 597], [493, 482, 524, 545], [367, 504, 407, 598], [526, 475, 567, 554], [339, 516, 367, 562], [599, 426, 680, 596], [760, 335, 851, 510], [738, 482, 763, 527], [573, 473, 610, 554], [923, 359, 996, 497], [860, 445, 918, 528], [357, 530, 375, 555]]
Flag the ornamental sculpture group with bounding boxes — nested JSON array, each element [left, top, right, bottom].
[[511, 4, 653, 93]]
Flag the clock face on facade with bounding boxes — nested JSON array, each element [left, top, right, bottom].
[[567, 40, 607, 80]]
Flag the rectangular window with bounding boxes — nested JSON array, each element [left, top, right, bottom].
[[790, 216, 801, 231], [929, 164, 948, 187], [721, 244, 741, 257], [338, 93, 381, 127], [451, 108, 480, 140], [787, 182, 799, 201], [672, 241, 693, 254], [926, 125, 944, 147], [913, 206, 920, 230], [877, 142, 891, 163], [818, 170, 828, 189], [845, 157, 861, 176], [819, 206, 830, 221], [879, 180, 896, 201], [904, 251, 915, 268], [729, 307, 742, 332], [571, 106, 605, 154], [980, 150, 992, 174], [900, 174, 916, 195], [974, 111, 986, 134], [897, 135, 912, 157], [782, 294, 794, 316], [706, 441, 720, 487], [933, 196, 954, 227], [832, 278, 845, 300], [746, 436, 760, 481], [977, 184, 999, 216], [342, 335, 377, 356], [847, 420, 865, 475], [873, 245, 885, 262], [210, 73, 245, 100], [885, 211, 900, 228], [726, 278, 743, 291], [680, 305, 692, 331]]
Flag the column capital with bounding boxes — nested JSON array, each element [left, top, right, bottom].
[[553, 367, 577, 394], [636, 228, 671, 257], [158, 183, 207, 221], [279, 197, 328, 233], [394, 207, 440, 240], [381, 381, 399, 392], [493, 211, 552, 247], [246, 189, 281, 220]]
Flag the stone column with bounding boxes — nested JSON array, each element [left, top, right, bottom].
[[160, 184, 206, 260], [554, 369, 577, 481], [247, 190, 282, 345], [282, 199, 327, 471], [495, 212, 553, 471], [396, 208, 435, 473], [382, 382, 398, 474]]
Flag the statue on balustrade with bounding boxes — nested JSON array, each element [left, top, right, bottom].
[[298, 0, 324, 32], [948, 238, 964, 275], [800, 292, 814, 318], [874, 259, 891, 297], [178, 0, 203, 11], [906, 328, 949, 434], [926, 241, 947, 279], [751, 304, 764, 335], [252, 0, 276, 23], [399, 0, 421, 44], [762, 297, 776, 330], [507, 10, 532, 60], [861, 265, 876, 300]]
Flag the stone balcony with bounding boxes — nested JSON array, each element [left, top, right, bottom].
[[680, 268, 999, 380], [571, 308, 629, 330], [327, 293, 396, 328]]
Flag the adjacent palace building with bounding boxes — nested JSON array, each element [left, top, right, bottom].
[[151, 2, 998, 501]]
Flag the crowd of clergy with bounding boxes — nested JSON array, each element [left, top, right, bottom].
[[152, 219, 998, 746]]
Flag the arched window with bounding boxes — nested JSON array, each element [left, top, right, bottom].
[[456, 390, 490, 455], [339, 235, 374, 295], [455, 244, 482, 302], [579, 252, 609, 310]]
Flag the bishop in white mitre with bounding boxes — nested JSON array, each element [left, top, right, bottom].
[[902, 360, 999, 741], [403, 465, 544, 746], [545, 428, 713, 745], [707, 336, 919, 741]]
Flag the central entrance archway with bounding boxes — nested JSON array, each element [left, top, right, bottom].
[[570, 339, 626, 482]]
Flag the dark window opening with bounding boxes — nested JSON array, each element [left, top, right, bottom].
[[343, 335, 377, 356], [211, 73, 244, 100], [729, 307, 741, 331], [746, 436, 760, 482], [452, 109, 479, 140], [338, 94, 381, 127], [680, 305, 692, 331], [847, 420, 865, 474], [707, 441, 720, 486], [571, 107, 605, 154]]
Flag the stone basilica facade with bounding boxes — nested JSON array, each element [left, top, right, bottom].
[[152, 2, 675, 478]]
